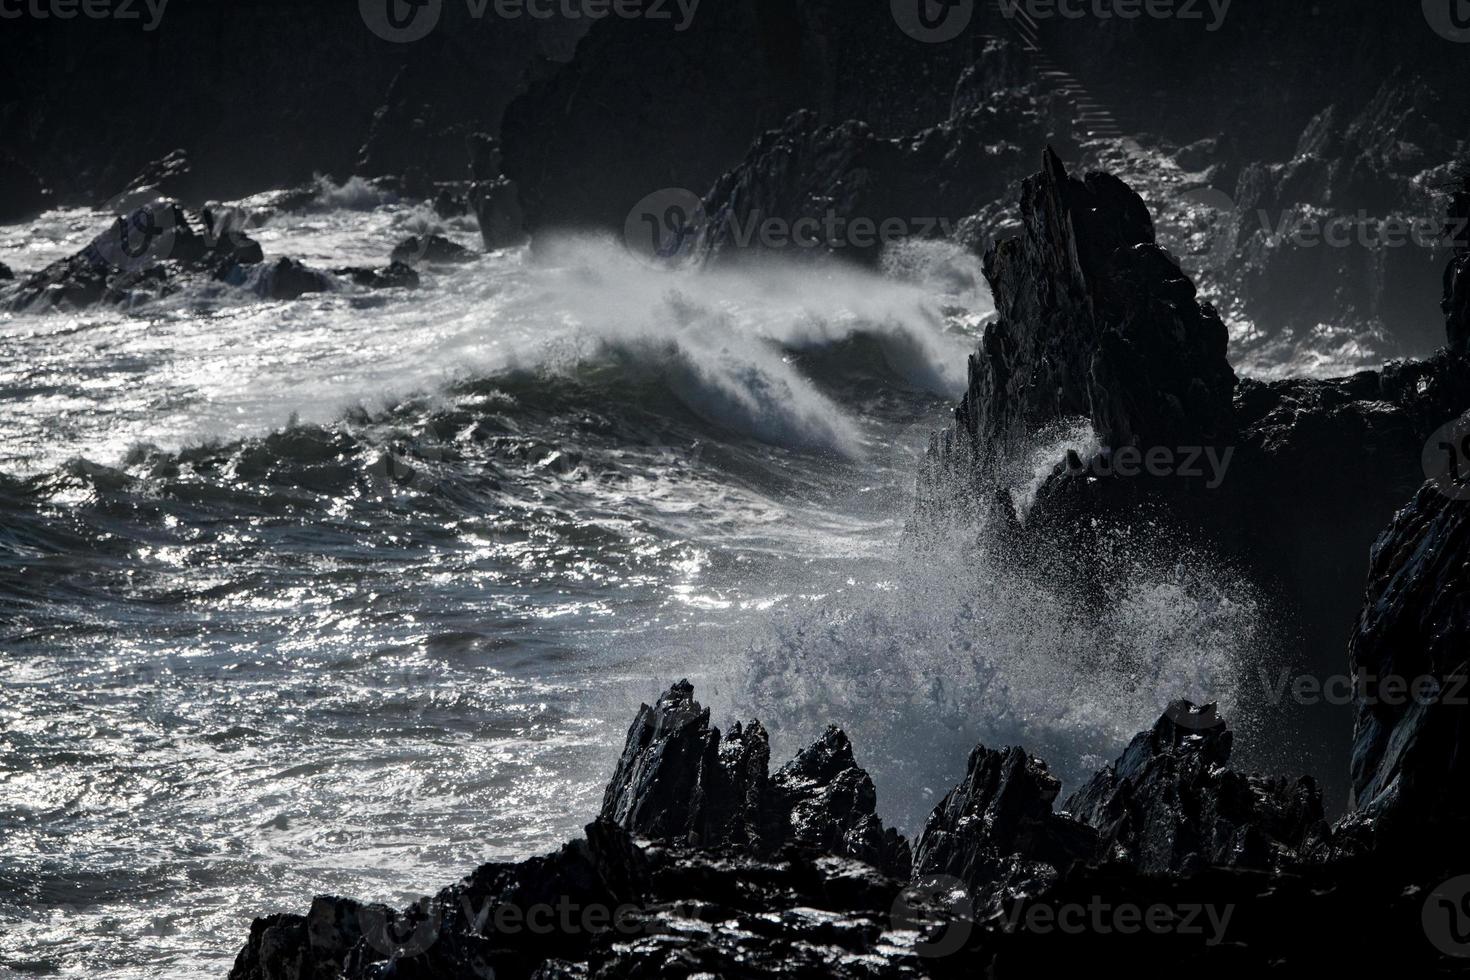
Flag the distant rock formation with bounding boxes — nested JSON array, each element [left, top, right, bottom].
[[5, 202, 263, 311], [499, 0, 986, 235], [1, 203, 418, 312]]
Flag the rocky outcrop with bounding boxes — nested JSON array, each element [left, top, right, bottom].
[[252, 258, 334, 302], [600, 681, 909, 875], [228, 676, 1470, 979], [1345, 476, 1470, 847], [6, 201, 264, 311], [769, 726, 912, 877], [912, 746, 1095, 900], [471, 178, 528, 252], [918, 148, 1236, 507], [600, 680, 771, 850], [111, 149, 197, 208], [0, 203, 425, 310], [681, 95, 1051, 266], [918, 150, 1470, 802], [1064, 702, 1326, 873], [1213, 77, 1466, 354], [2, 3, 552, 205], [676, 39, 1078, 266]]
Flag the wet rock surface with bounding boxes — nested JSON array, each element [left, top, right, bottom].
[[1063, 702, 1327, 874], [227, 678, 1470, 978], [918, 150, 1470, 800], [391, 234, 477, 267], [1346, 476, 1470, 847], [4, 202, 265, 312], [912, 745, 1095, 901], [599, 681, 909, 875]]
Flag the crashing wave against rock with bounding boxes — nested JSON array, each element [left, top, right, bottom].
[[225, 155, 1470, 978]]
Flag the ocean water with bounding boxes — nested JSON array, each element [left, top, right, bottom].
[[0, 185, 1263, 978]]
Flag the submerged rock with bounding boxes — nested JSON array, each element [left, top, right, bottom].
[[335, 262, 421, 291], [252, 257, 333, 302], [391, 234, 476, 267], [6, 201, 264, 312]]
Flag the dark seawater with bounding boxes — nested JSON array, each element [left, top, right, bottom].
[[0, 184, 1265, 977]]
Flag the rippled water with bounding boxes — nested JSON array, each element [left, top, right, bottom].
[[0, 186, 1262, 977]]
